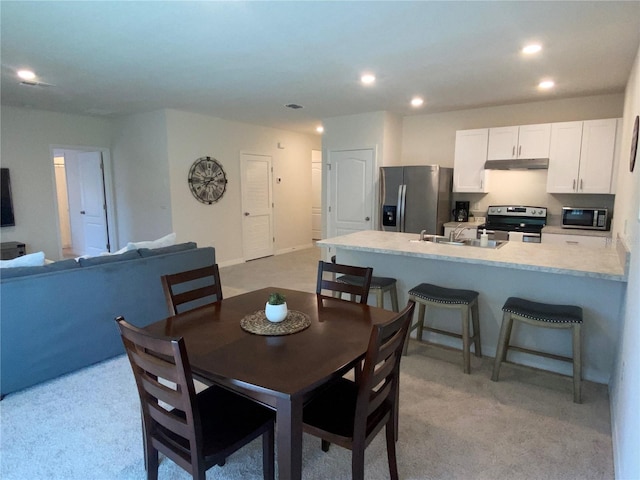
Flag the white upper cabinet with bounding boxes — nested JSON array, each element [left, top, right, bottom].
[[546, 118, 618, 194], [487, 123, 551, 160], [453, 129, 489, 193]]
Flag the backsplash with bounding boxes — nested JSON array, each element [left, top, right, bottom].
[[453, 170, 615, 221]]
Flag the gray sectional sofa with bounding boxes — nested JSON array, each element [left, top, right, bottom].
[[0, 243, 216, 397]]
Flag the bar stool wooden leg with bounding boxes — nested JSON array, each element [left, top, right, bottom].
[[417, 303, 426, 341], [492, 311, 513, 381], [573, 323, 582, 404], [390, 285, 399, 313], [376, 288, 384, 308], [471, 299, 482, 357], [461, 305, 471, 374]]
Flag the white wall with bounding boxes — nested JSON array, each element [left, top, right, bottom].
[[164, 109, 320, 266], [111, 111, 173, 249], [402, 94, 625, 219], [0, 106, 112, 259], [610, 44, 640, 480]]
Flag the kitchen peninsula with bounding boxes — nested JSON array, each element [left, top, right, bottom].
[[318, 230, 628, 384]]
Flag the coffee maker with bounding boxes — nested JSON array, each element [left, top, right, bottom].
[[453, 201, 470, 222]]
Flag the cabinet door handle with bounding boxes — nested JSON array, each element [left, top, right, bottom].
[[512, 146, 515, 157], [580, 179, 583, 191], [572, 179, 576, 191], [518, 145, 522, 157], [566, 241, 579, 245]]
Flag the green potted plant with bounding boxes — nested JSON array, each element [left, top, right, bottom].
[[265, 292, 287, 323]]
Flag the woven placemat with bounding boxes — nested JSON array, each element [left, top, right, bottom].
[[240, 310, 311, 336]]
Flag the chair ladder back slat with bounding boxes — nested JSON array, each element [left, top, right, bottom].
[[140, 374, 191, 413], [171, 285, 221, 310], [147, 401, 194, 440], [129, 348, 181, 385], [367, 379, 393, 415], [357, 301, 415, 415], [316, 260, 373, 304], [161, 264, 223, 316]]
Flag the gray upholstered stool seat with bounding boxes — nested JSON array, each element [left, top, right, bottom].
[[336, 274, 399, 312], [406, 283, 481, 374], [491, 297, 583, 403]]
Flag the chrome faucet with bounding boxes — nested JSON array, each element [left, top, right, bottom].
[[420, 230, 427, 241], [449, 223, 470, 241]]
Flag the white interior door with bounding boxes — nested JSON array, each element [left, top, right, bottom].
[[311, 150, 322, 240], [77, 151, 109, 256], [241, 153, 274, 261], [327, 149, 375, 238]]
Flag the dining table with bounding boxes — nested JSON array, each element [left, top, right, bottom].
[[143, 286, 398, 480]]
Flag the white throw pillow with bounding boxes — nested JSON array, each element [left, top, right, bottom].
[[127, 232, 176, 250], [0, 251, 46, 268]]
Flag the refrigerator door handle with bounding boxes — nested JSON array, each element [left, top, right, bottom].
[[398, 184, 407, 232]]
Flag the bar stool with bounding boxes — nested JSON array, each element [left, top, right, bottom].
[[336, 275, 399, 312], [331, 256, 399, 312], [406, 283, 481, 374], [491, 297, 583, 403]]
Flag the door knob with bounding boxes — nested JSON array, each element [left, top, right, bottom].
[[365, 217, 370, 221], [80, 210, 86, 215], [244, 212, 250, 216]]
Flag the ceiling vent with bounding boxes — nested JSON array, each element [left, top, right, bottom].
[[285, 103, 303, 109]]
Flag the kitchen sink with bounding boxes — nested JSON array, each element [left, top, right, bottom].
[[410, 235, 506, 249]]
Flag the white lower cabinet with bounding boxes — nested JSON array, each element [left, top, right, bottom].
[[542, 233, 609, 248]]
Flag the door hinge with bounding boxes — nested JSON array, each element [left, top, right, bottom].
[[327, 163, 331, 170], [328, 206, 332, 212], [106, 243, 110, 251], [273, 237, 275, 242]]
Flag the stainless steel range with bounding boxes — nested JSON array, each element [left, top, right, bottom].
[[477, 205, 547, 243]]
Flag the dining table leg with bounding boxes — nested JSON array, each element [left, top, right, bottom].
[[275, 395, 303, 480]]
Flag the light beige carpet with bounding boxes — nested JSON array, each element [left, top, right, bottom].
[[0, 246, 613, 479]]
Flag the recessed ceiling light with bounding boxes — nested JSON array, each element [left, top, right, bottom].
[[538, 80, 555, 89], [522, 44, 542, 55], [316, 126, 324, 134], [17, 69, 36, 80], [411, 97, 424, 107], [360, 73, 376, 85]]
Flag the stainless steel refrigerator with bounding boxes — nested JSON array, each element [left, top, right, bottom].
[[379, 165, 453, 235]]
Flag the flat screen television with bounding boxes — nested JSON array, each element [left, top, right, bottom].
[[1, 168, 16, 227]]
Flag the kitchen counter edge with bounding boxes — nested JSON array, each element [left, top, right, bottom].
[[318, 230, 628, 282]]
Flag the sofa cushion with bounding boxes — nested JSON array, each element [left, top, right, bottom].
[[138, 242, 197, 257], [0, 251, 45, 268], [0, 258, 81, 279], [78, 249, 141, 267], [127, 232, 176, 251]]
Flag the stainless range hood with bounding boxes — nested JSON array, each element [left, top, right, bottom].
[[484, 158, 549, 170]]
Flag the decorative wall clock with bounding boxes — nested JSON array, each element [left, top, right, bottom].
[[188, 156, 228, 204], [630, 115, 639, 173]]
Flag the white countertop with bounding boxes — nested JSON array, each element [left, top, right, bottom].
[[318, 230, 628, 282]]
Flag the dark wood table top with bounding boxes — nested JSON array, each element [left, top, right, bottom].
[[144, 287, 397, 398]]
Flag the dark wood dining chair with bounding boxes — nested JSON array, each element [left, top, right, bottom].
[[116, 317, 275, 480], [316, 260, 373, 304], [161, 264, 223, 316], [302, 300, 416, 480]]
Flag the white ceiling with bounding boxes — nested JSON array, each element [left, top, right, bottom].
[[1, 1, 639, 135]]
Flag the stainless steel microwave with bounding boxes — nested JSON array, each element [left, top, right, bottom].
[[561, 207, 609, 230]]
